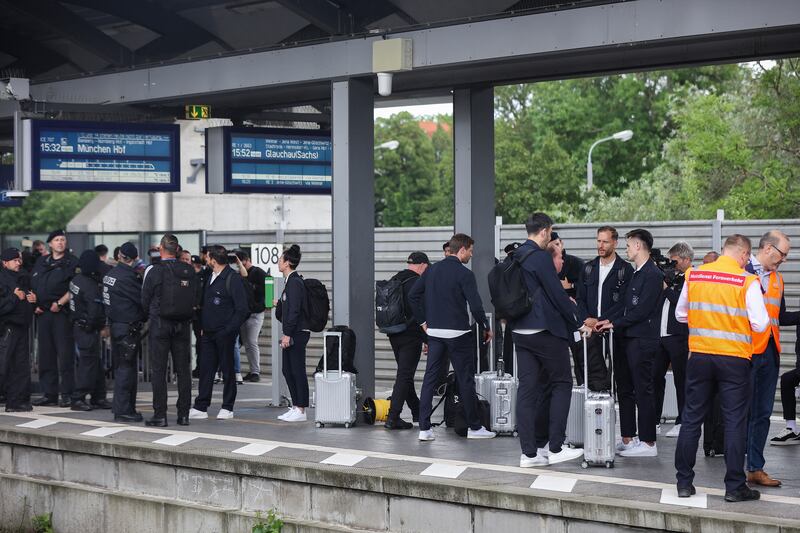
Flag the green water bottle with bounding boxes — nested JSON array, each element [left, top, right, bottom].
[[264, 269, 274, 309]]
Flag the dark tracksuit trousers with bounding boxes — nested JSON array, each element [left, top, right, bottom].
[[653, 334, 689, 425], [149, 318, 192, 418], [282, 331, 310, 407], [195, 331, 238, 412], [675, 353, 752, 493], [0, 325, 31, 407], [387, 331, 422, 422], [37, 310, 75, 400], [72, 326, 106, 402], [419, 333, 480, 432], [515, 331, 572, 456], [615, 337, 660, 443], [111, 322, 139, 416]]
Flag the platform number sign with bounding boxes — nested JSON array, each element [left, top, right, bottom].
[[252, 243, 282, 276]]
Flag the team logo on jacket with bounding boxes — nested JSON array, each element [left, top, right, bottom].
[[631, 295, 639, 306], [213, 297, 221, 306]]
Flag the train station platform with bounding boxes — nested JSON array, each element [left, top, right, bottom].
[[1, 381, 800, 533]]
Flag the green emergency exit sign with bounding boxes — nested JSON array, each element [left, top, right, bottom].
[[185, 105, 210, 119]]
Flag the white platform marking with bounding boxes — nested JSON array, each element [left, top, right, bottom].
[[321, 453, 367, 466], [660, 488, 708, 509], [530, 475, 577, 493], [81, 427, 126, 437], [17, 419, 58, 429], [152, 434, 198, 446], [232, 443, 278, 456], [420, 463, 467, 479]]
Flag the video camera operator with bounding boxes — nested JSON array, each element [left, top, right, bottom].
[[652, 242, 693, 438]]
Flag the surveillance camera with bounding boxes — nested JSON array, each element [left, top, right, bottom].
[[3, 191, 29, 199], [377, 73, 393, 97]]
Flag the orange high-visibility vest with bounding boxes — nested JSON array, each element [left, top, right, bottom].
[[752, 271, 783, 354], [686, 256, 760, 359]]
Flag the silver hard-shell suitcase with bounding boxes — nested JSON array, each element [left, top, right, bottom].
[[489, 343, 518, 435], [314, 331, 357, 428], [565, 386, 586, 447], [661, 370, 679, 423], [582, 332, 615, 468]]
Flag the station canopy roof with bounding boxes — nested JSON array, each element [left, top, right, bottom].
[[0, 0, 623, 82]]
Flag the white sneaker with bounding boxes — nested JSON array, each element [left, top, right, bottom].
[[283, 409, 307, 422], [278, 407, 297, 421], [537, 447, 550, 457], [520, 453, 549, 467], [235, 373, 244, 384], [467, 426, 497, 439], [620, 441, 658, 457], [666, 424, 681, 438], [217, 408, 234, 420], [656, 424, 662, 435], [548, 447, 585, 465], [188, 408, 208, 419], [616, 437, 638, 454], [418, 429, 435, 441]]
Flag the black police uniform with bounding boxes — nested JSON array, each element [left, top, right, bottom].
[[0, 268, 34, 410], [141, 259, 194, 423], [31, 253, 78, 404], [103, 262, 145, 419], [69, 271, 107, 407]]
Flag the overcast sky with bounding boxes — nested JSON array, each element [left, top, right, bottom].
[[374, 103, 452, 119]]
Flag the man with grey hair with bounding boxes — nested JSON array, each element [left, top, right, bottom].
[[745, 230, 799, 487], [654, 241, 693, 438]]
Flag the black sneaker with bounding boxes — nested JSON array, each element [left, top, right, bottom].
[[243, 373, 260, 382], [6, 404, 33, 413], [677, 485, 696, 498], [32, 396, 59, 407], [769, 428, 800, 446], [725, 486, 760, 503]]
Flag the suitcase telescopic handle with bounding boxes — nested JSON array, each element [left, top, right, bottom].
[[476, 312, 494, 373], [324, 331, 343, 377], [583, 333, 589, 397]]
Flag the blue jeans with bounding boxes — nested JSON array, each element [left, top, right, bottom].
[[746, 339, 779, 472]]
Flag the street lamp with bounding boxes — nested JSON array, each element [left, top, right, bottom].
[[376, 140, 399, 150], [586, 129, 633, 191]]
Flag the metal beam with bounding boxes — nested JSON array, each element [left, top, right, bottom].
[[275, 0, 350, 35], [30, 0, 800, 105], [331, 77, 375, 399], [1, 0, 134, 67], [0, 30, 75, 77]]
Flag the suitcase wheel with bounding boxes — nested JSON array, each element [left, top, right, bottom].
[[316, 422, 323, 428], [605, 461, 614, 469], [512, 430, 518, 437], [344, 422, 351, 429], [580, 461, 588, 469]]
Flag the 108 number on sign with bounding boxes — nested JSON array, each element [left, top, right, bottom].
[[252, 243, 283, 275]]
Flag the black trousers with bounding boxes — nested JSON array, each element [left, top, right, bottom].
[[111, 322, 139, 416], [387, 332, 422, 421], [149, 318, 191, 418], [195, 331, 238, 412], [654, 335, 688, 424], [282, 331, 310, 408], [37, 311, 75, 399], [72, 326, 106, 401], [675, 353, 751, 493], [780, 368, 800, 422], [419, 333, 479, 431], [515, 331, 572, 456], [572, 334, 613, 391], [616, 336, 659, 443], [0, 325, 31, 407]]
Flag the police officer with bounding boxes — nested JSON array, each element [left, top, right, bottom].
[[103, 242, 145, 422], [674, 234, 768, 502], [31, 230, 78, 407], [142, 234, 196, 427], [69, 250, 110, 411], [0, 248, 36, 412]]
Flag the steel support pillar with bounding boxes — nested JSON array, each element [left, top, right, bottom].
[[453, 86, 495, 309], [331, 78, 375, 399]]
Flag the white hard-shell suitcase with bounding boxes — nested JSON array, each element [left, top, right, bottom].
[[582, 332, 616, 468], [661, 371, 679, 423], [314, 331, 357, 428]]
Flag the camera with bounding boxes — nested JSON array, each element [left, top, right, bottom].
[[651, 248, 683, 288]]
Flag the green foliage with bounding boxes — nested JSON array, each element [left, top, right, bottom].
[[32, 513, 53, 533], [252, 509, 283, 533], [0, 190, 95, 233]]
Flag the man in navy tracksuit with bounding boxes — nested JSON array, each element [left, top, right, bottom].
[[409, 233, 496, 441], [190, 245, 250, 420], [513, 213, 589, 467]]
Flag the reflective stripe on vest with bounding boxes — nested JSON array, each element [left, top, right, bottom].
[[686, 256, 758, 359], [752, 271, 783, 354]]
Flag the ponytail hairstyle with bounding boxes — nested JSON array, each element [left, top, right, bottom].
[[282, 244, 301, 270]]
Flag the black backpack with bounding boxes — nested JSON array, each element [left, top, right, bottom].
[[316, 325, 358, 374], [375, 275, 415, 335], [159, 261, 196, 320], [487, 248, 535, 320], [240, 276, 259, 314], [302, 277, 330, 332]]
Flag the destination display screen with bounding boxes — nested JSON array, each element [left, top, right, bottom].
[[207, 128, 331, 194], [27, 120, 180, 192]]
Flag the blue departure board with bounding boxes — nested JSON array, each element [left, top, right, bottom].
[[27, 120, 180, 192], [206, 127, 331, 194]]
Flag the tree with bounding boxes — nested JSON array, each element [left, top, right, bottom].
[[0, 190, 95, 232]]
